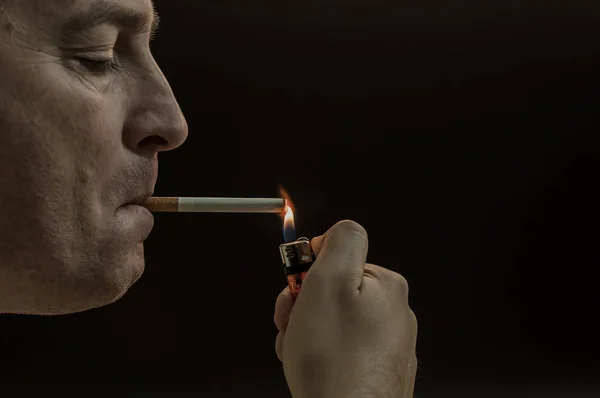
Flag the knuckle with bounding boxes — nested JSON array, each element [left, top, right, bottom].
[[330, 220, 368, 241], [391, 272, 410, 297], [278, 286, 291, 300], [409, 310, 418, 331]]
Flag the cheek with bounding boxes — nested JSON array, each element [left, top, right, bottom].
[[44, 67, 127, 201], [8, 65, 124, 164], [50, 71, 125, 179], [0, 63, 126, 230]]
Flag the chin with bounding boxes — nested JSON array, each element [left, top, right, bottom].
[[0, 227, 149, 315], [27, 245, 145, 316], [94, 242, 147, 307], [108, 244, 146, 303]]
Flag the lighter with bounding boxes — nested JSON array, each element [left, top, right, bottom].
[[279, 237, 315, 301]]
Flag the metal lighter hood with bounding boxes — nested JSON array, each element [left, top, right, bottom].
[[279, 237, 314, 268]]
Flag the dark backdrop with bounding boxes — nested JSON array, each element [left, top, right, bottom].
[[1, 1, 599, 397]]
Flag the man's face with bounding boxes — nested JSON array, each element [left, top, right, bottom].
[[0, 0, 188, 314]]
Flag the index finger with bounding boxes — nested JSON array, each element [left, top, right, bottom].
[[310, 235, 324, 257], [274, 287, 294, 332]]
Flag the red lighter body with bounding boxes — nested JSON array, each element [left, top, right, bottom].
[[279, 238, 314, 301]]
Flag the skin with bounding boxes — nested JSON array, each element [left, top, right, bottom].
[[0, 0, 188, 314], [274, 221, 418, 398]]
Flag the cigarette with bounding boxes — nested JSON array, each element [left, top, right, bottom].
[[144, 197, 287, 214]]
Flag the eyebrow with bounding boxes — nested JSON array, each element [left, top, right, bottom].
[[61, 1, 160, 37]]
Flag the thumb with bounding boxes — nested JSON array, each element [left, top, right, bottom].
[[309, 220, 368, 291]]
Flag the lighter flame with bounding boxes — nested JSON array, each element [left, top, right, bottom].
[[284, 204, 295, 231]]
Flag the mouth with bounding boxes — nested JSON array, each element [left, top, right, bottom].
[[126, 193, 153, 207], [115, 196, 155, 242]]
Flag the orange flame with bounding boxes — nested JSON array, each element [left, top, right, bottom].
[[284, 205, 295, 231], [279, 185, 296, 241], [279, 186, 294, 216]]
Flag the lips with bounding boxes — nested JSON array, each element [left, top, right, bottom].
[[115, 202, 155, 242], [126, 193, 153, 207]]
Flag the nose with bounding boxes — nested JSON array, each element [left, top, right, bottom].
[[123, 62, 189, 156]]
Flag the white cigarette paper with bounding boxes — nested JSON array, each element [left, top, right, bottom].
[[145, 197, 286, 213]]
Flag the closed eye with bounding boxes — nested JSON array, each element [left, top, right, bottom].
[[74, 57, 120, 75]]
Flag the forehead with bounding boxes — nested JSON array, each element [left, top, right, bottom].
[[11, 0, 156, 27]]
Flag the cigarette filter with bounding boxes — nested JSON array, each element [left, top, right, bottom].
[[279, 237, 315, 301]]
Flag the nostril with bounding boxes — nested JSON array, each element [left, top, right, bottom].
[[138, 135, 169, 150]]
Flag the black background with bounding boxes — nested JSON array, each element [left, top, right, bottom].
[[1, 1, 600, 397]]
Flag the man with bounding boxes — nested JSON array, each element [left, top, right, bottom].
[[0, 1, 417, 396]]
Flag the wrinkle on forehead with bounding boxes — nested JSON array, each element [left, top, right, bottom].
[[0, 0, 157, 45], [4, 0, 155, 22]]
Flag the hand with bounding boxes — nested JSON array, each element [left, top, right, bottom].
[[274, 220, 418, 398]]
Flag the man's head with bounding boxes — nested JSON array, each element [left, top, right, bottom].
[[0, 0, 188, 315]]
